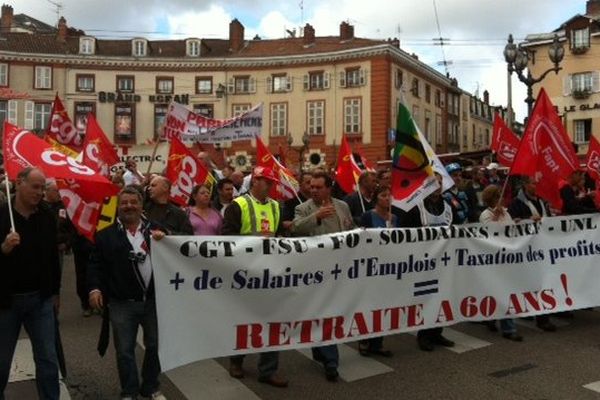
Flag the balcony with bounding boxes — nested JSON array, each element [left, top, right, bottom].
[[572, 88, 591, 100]]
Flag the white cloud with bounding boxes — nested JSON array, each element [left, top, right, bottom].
[[255, 11, 297, 39], [167, 5, 232, 39]]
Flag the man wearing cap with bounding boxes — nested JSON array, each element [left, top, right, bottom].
[[221, 166, 289, 388]]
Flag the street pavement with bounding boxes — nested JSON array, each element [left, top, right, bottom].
[[6, 254, 600, 399]]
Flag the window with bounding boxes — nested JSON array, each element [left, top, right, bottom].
[[574, 119, 592, 144], [412, 105, 420, 127], [346, 68, 361, 87], [132, 39, 147, 57], [195, 77, 212, 94], [307, 100, 324, 135], [571, 72, 593, 92], [115, 104, 135, 143], [193, 104, 214, 118], [156, 77, 174, 94], [411, 78, 419, 97], [186, 39, 200, 57], [571, 28, 590, 50], [79, 37, 95, 55], [425, 110, 432, 143], [236, 77, 251, 94], [34, 103, 51, 131], [484, 128, 490, 147], [305, 71, 329, 91], [34, 66, 52, 89], [436, 115, 443, 146], [435, 90, 441, 107], [270, 103, 287, 136], [154, 104, 168, 138], [74, 102, 95, 137], [232, 104, 250, 117], [76, 74, 95, 92], [0, 63, 8, 86], [117, 76, 134, 92], [0, 101, 7, 129], [425, 84, 431, 103], [395, 69, 403, 89], [344, 98, 361, 134], [269, 75, 291, 93]]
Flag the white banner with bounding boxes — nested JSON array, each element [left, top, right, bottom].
[[153, 214, 600, 372], [162, 102, 263, 143]]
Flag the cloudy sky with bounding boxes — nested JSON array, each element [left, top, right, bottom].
[[13, 0, 587, 120]]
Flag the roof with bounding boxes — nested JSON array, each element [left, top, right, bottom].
[[0, 32, 386, 59], [12, 14, 56, 34]]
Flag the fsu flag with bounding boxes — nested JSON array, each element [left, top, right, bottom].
[[391, 103, 439, 211], [491, 113, 520, 167], [585, 135, 600, 182], [256, 136, 298, 200], [3, 121, 119, 240], [81, 114, 120, 176], [46, 94, 82, 156], [166, 136, 215, 206], [335, 135, 363, 194], [510, 88, 579, 210]]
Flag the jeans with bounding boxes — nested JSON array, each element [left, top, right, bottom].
[[0, 292, 59, 400], [312, 345, 339, 369], [230, 352, 279, 380], [499, 318, 517, 334], [109, 298, 161, 397]]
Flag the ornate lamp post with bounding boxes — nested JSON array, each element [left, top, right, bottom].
[[504, 33, 565, 119], [286, 132, 310, 171]]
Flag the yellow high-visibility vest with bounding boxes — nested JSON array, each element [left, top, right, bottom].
[[234, 194, 280, 236]]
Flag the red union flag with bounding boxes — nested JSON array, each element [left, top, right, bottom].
[[256, 136, 297, 200], [491, 113, 520, 167], [81, 114, 120, 176], [2, 121, 119, 240], [46, 94, 83, 154], [510, 88, 579, 209], [585, 135, 600, 182], [335, 135, 363, 194], [166, 136, 215, 206]]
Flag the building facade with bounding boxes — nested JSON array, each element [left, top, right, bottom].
[[523, 0, 600, 154], [0, 5, 498, 171]]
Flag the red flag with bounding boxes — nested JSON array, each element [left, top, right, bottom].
[[491, 113, 520, 167], [335, 135, 362, 194], [353, 142, 376, 172], [166, 136, 215, 206], [278, 144, 287, 168], [585, 135, 600, 182], [510, 88, 579, 209], [45, 94, 83, 155], [3, 121, 119, 240], [81, 114, 120, 176], [256, 137, 298, 200]]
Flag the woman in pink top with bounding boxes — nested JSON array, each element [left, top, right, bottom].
[[187, 184, 223, 235]]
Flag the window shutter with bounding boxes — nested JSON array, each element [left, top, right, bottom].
[[227, 77, 235, 94], [24, 101, 34, 129], [7, 100, 17, 124], [563, 75, 572, 96], [593, 71, 600, 93], [359, 69, 367, 85], [266, 77, 272, 93], [323, 73, 330, 89], [339, 71, 346, 88], [249, 77, 256, 93], [303, 74, 309, 90], [286, 76, 292, 92]]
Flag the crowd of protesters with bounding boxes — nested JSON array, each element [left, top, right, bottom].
[[1, 153, 600, 399]]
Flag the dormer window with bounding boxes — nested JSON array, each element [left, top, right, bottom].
[[132, 39, 147, 57], [571, 27, 590, 52], [186, 39, 201, 57], [79, 37, 95, 55]]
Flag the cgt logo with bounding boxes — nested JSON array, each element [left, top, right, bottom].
[[170, 155, 198, 201], [499, 141, 517, 161]]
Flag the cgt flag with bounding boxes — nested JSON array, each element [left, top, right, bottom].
[[335, 134, 363, 194], [3, 121, 119, 240], [256, 136, 298, 200], [510, 88, 579, 210], [81, 113, 120, 177], [585, 135, 600, 182], [391, 103, 439, 211], [166, 136, 215, 206], [491, 113, 520, 167], [45, 94, 82, 156]]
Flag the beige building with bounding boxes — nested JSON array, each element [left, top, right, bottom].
[[0, 5, 499, 171], [523, 0, 600, 154]]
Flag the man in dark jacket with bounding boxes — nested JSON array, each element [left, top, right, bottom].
[[144, 176, 193, 235], [88, 185, 167, 399], [343, 171, 376, 225], [560, 170, 597, 215], [0, 167, 61, 400]]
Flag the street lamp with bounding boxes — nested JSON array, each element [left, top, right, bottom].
[[504, 33, 564, 118]]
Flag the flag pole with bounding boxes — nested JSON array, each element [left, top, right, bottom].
[[354, 174, 366, 213], [4, 177, 15, 232], [281, 172, 303, 204]]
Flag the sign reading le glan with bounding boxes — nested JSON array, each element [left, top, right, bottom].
[[153, 214, 600, 372]]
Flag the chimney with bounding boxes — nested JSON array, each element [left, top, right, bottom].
[[1, 4, 13, 33], [587, 0, 600, 16], [303, 23, 315, 46], [340, 21, 354, 41], [229, 19, 245, 52], [391, 37, 400, 48], [57, 16, 67, 42], [483, 90, 489, 104]]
